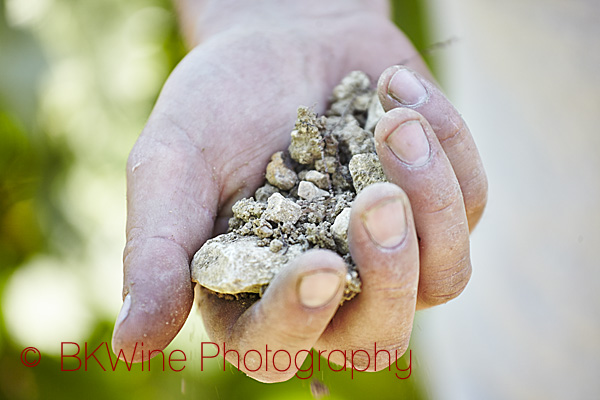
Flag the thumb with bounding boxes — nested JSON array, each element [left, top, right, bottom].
[[111, 114, 218, 362]]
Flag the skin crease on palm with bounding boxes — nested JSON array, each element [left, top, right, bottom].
[[111, 0, 487, 382]]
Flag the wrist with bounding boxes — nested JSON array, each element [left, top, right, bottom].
[[178, 0, 389, 47]]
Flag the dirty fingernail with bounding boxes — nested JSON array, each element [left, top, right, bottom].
[[114, 294, 131, 331], [298, 271, 341, 308], [386, 120, 430, 166], [388, 68, 428, 106], [362, 197, 408, 248]]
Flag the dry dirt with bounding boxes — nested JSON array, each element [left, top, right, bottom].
[[192, 71, 387, 303]]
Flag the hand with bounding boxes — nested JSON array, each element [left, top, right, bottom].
[[111, 0, 487, 382]]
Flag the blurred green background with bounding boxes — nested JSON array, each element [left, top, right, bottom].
[[0, 0, 438, 398]]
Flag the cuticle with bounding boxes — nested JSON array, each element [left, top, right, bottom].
[[386, 70, 430, 108]]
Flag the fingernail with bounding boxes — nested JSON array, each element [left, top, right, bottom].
[[386, 120, 430, 166], [114, 294, 131, 331], [387, 68, 428, 106], [298, 271, 341, 308], [362, 197, 408, 248]]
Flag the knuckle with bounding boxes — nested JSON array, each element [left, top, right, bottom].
[[419, 254, 472, 306], [343, 341, 410, 372], [422, 181, 463, 217], [373, 280, 419, 302], [438, 115, 468, 144]]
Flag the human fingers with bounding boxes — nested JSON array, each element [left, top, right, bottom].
[[111, 114, 219, 362], [197, 249, 346, 382], [374, 108, 471, 308], [316, 183, 419, 370], [378, 66, 488, 230]]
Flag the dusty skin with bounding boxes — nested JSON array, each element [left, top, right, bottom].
[[192, 71, 387, 303]]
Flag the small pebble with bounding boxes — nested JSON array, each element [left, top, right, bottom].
[[265, 151, 298, 190], [263, 193, 302, 224], [331, 208, 351, 253], [348, 153, 386, 192], [305, 170, 329, 189], [298, 181, 330, 201], [269, 239, 283, 253]]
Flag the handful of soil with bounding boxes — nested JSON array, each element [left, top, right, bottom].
[[192, 71, 387, 303]]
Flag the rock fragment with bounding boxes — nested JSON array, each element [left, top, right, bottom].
[[348, 153, 386, 192], [265, 151, 298, 190], [329, 115, 375, 157], [191, 234, 303, 294], [328, 71, 373, 116], [298, 181, 330, 201], [304, 170, 329, 189], [331, 208, 351, 253], [232, 198, 265, 222], [344, 269, 361, 302], [364, 92, 385, 132], [332, 71, 371, 100], [269, 239, 283, 253], [314, 156, 337, 174], [288, 107, 323, 165], [255, 183, 279, 203], [253, 223, 273, 238], [263, 193, 302, 224], [305, 222, 336, 249]]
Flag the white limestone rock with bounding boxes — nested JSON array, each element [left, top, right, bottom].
[[331, 208, 352, 253], [262, 193, 302, 224], [192, 233, 303, 294], [298, 181, 330, 201], [304, 170, 330, 189], [364, 92, 385, 133]]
